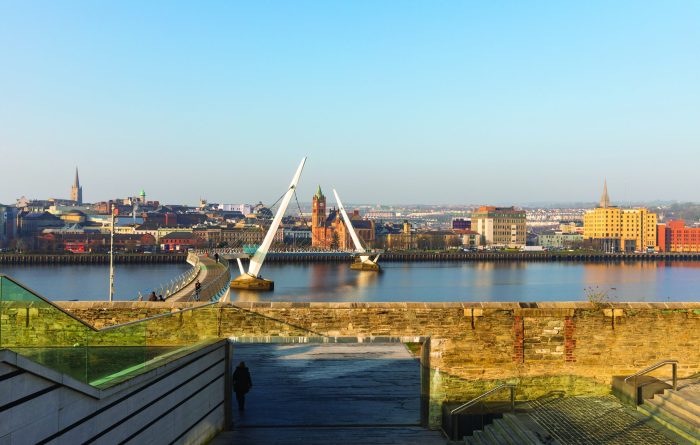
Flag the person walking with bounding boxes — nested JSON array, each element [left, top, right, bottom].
[[232, 361, 252, 411], [194, 280, 201, 301]]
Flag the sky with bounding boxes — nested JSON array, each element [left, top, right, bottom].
[[1, 1, 699, 206]]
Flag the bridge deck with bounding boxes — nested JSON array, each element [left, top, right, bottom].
[[168, 255, 225, 302]]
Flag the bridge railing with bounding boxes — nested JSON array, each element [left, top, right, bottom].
[[134, 252, 201, 300], [184, 256, 231, 303]]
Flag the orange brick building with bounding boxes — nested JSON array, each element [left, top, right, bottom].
[[658, 220, 700, 252], [311, 186, 375, 250]]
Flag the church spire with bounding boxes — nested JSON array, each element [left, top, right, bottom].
[[599, 179, 610, 208], [314, 184, 324, 200], [71, 167, 83, 205]]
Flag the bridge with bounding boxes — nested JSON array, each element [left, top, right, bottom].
[[166, 252, 231, 302]]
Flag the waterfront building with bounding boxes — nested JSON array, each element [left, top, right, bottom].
[[452, 218, 471, 231], [415, 230, 462, 250], [218, 203, 254, 214], [18, 211, 64, 236], [71, 167, 83, 205], [583, 182, 658, 252], [386, 220, 416, 250], [456, 229, 480, 248], [283, 226, 312, 246], [160, 232, 201, 251], [311, 186, 375, 250], [35, 232, 156, 253], [471, 206, 527, 248], [365, 210, 397, 220], [58, 210, 88, 225], [658, 220, 700, 252], [537, 232, 584, 249], [192, 226, 283, 248], [0, 204, 18, 245], [560, 222, 584, 234]]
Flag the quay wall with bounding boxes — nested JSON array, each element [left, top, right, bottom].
[[0, 253, 186, 265], [260, 251, 700, 263], [54, 301, 700, 427], [5, 251, 700, 265]]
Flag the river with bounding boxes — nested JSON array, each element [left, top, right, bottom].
[[2, 261, 700, 302], [0, 263, 191, 301]]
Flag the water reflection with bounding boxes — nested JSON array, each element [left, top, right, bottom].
[[6, 261, 700, 302], [230, 261, 700, 303]]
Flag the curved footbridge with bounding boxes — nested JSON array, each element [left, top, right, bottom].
[[168, 253, 231, 302]]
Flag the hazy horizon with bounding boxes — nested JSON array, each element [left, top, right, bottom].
[[2, 1, 699, 205]]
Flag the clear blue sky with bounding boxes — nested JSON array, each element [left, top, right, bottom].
[[1, 1, 698, 206]]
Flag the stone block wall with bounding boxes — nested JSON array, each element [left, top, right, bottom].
[[52, 301, 700, 427]]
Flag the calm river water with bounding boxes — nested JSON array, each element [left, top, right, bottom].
[[2, 261, 700, 302], [0, 263, 191, 301]]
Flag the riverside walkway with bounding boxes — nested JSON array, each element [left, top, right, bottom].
[[169, 255, 229, 302], [210, 343, 446, 445]]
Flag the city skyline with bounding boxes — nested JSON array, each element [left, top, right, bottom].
[[2, 1, 699, 204], [4, 167, 694, 209]]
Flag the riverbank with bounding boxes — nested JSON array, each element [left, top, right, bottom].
[[261, 251, 700, 263], [4, 251, 700, 265], [0, 253, 187, 264]]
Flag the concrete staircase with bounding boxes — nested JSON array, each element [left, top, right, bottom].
[[638, 388, 700, 444], [463, 413, 555, 445]]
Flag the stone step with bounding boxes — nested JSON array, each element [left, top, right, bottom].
[[485, 420, 512, 445], [638, 401, 700, 445], [666, 389, 700, 415], [491, 418, 523, 445], [501, 413, 546, 445], [653, 392, 700, 425], [472, 430, 487, 445], [483, 424, 505, 445]]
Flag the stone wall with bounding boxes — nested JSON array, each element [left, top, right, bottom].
[[54, 301, 700, 427]]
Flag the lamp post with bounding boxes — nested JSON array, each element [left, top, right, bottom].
[[109, 204, 116, 302]]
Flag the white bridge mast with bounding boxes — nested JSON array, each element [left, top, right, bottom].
[[247, 157, 307, 278], [333, 189, 380, 269]]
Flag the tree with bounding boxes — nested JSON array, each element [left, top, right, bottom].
[[330, 232, 340, 250]]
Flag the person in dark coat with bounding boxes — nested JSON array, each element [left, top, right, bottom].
[[194, 280, 201, 301], [232, 361, 252, 411]]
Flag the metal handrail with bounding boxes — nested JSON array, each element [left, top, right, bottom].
[[624, 360, 678, 404], [449, 383, 517, 440], [132, 253, 201, 301], [450, 383, 517, 415]]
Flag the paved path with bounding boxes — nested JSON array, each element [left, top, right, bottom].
[[170, 256, 222, 302], [211, 343, 445, 445], [526, 396, 678, 445], [210, 427, 446, 445]]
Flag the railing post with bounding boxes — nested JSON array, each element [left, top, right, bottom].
[[672, 363, 677, 391], [452, 414, 459, 440]]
